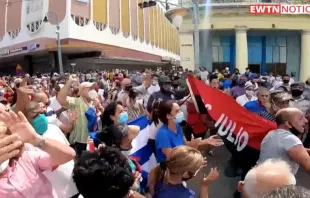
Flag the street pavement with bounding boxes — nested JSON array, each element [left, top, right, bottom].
[[187, 146, 310, 198]]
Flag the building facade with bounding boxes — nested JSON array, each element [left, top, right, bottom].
[[167, 0, 310, 81], [0, 0, 180, 74]]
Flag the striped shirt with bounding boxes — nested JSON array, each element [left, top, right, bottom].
[[258, 110, 276, 122]]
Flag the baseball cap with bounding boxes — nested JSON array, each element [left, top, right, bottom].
[[79, 82, 95, 95], [245, 81, 254, 89], [159, 76, 172, 84], [271, 90, 292, 102], [291, 82, 305, 89]]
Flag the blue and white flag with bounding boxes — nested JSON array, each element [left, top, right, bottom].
[[128, 115, 157, 189]]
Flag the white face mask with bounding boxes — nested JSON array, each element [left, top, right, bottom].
[[0, 159, 9, 173], [121, 150, 131, 157], [88, 90, 98, 100], [246, 90, 254, 96]]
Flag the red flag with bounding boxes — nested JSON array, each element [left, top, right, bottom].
[[187, 75, 276, 151]]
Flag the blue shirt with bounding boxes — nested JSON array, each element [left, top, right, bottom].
[[155, 124, 185, 163], [154, 180, 195, 198], [222, 79, 232, 89], [244, 100, 266, 113]]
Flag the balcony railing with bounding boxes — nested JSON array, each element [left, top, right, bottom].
[[178, 0, 310, 7]]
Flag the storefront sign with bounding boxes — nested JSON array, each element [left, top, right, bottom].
[[0, 44, 40, 57], [181, 44, 193, 47], [77, 0, 89, 3], [9, 48, 23, 53], [27, 43, 39, 51]]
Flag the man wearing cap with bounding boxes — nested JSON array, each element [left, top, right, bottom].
[[57, 75, 99, 156], [289, 82, 310, 116], [146, 75, 175, 113], [258, 91, 292, 122], [236, 81, 257, 106]]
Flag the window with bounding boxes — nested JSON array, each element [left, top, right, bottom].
[[212, 36, 231, 72], [266, 36, 287, 75], [93, 21, 107, 31], [266, 63, 287, 76], [248, 64, 261, 74], [71, 15, 90, 27]]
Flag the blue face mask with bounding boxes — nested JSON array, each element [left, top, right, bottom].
[[31, 114, 48, 135], [119, 112, 129, 124], [174, 112, 185, 124], [0, 89, 4, 95]]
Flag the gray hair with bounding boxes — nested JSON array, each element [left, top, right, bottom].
[[263, 185, 310, 198], [244, 159, 296, 198]]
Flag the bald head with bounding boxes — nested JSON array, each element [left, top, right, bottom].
[[240, 159, 296, 198], [121, 78, 131, 86], [276, 108, 299, 125], [275, 107, 307, 133]]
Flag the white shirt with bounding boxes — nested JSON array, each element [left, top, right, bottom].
[[43, 124, 78, 198], [149, 121, 163, 139], [48, 96, 62, 112], [147, 84, 160, 95], [236, 94, 257, 106]]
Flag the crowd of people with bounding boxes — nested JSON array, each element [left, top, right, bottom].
[[0, 66, 309, 198]]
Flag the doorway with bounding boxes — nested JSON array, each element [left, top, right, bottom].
[[248, 64, 261, 74]]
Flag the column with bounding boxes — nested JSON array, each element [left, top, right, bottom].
[[235, 26, 248, 74], [179, 32, 195, 71], [300, 30, 310, 82]]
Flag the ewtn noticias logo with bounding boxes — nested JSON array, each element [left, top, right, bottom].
[[249, 4, 310, 14]]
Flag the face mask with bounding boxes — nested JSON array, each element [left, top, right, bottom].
[[283, 79, 290, 84], [276, 77, 281, 81], [245, 90, 254, 96], [119, 112, 129, 124], [238, 81, 245, 87], [174, 112, 185, 124], [88, 90, 98, 100], [291, 89, 303, 97], [10, 83, 14, 88], [31, 114, 48, 135], [121, 149, 132, 157], [288, 122, 303, 136], [125, 85, 132, 92], [152, 80, 158, 85], [162, 84, 172, 92], [0, 159, 9, 174], [0, 89, 4, 95]]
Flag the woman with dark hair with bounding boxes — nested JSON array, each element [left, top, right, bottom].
[[148, 100, 163, 154], [96, 124, 144, 193], [100, 101, 128, 128], [73, 146, 138, 198], [155, 100, 224, 162]]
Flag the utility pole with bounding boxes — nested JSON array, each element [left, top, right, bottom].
[[192, 0, 200, 71], [139, 0, 200, 70]]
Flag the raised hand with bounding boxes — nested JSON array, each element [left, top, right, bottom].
[[0, 121, 22, 164], [189, 134, 202, 149], [68, 110, 78, 124], [0, 110, 40, 145], [205, 135, 224, 147], [201, 167, 219, 186]]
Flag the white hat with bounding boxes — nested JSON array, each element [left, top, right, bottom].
[[245, 81, 254, 89], [79, 82, 95, 95]]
